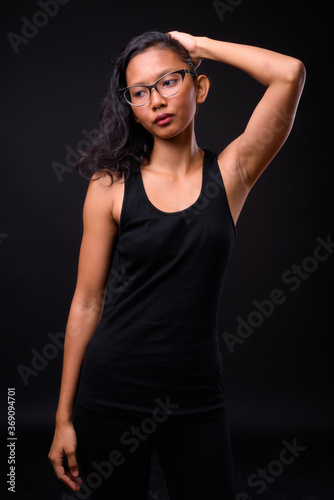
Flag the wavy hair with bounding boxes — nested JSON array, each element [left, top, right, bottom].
[[75, 31, 198, 185]]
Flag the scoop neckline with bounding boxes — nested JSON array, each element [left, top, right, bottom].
[[138, 149, 207, 216]]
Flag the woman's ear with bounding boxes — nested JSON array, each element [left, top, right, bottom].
[[196, 75, 210, 104]]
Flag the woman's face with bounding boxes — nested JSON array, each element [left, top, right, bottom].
[[125, 47, 199, 140]]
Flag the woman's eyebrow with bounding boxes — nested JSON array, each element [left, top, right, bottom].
[[129, 68, 177, 86]]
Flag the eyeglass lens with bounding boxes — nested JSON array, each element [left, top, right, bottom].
[[125, 72, 184, 106]]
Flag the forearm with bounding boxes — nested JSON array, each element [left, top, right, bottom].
[[55, 300, 103, 425], [197, 36, 305, 87]]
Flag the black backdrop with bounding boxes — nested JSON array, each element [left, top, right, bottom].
[[1, 1, 333, 498]]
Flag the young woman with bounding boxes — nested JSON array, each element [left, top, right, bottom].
[[48, 30, 305, 499]]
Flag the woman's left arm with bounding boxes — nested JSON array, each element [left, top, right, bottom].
[[169, 32, 306, 189], [199, 36, 306, 187]]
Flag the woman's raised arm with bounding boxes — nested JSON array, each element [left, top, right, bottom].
[[168, 31, 306, 219], [198, 36, 305, 184]]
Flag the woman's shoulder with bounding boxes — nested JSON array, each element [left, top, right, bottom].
[[90, 168, 125, 186], [88, 170, 125, 228]]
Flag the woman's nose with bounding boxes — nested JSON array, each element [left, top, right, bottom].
[[150, 87, 167, 109]]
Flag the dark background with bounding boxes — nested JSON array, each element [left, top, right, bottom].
[[1, 1, 333, 498]]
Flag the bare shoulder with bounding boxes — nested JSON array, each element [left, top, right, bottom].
[[87, 170, 125, 228], [75, 170, 125, 300]]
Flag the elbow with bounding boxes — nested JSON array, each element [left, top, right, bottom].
[[286, 58, 306, 86]]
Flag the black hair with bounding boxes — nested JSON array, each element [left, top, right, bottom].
[[75, 31, 198, 184]]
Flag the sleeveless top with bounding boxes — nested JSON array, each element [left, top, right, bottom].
[[75, 149, 236, 421]]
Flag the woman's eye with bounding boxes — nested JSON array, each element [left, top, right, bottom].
[[162, 78, 177, 88], [132, 89, 147, 98]]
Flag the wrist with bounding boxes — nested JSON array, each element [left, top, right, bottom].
[[56, 410, 73, 426], [195, 36, 209, 60]]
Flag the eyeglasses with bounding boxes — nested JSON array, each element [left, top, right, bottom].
[[119, 69, 197, 107]]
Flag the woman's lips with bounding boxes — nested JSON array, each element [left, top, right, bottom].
[[153, 113, 174, 125]]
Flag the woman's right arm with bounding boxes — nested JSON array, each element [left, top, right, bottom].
[[48, 173, 119, 492]]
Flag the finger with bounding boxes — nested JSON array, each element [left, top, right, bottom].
[[67, 450, 80, 478], [53, 463, 81, 492], [166, 31, 179, 38], [65, 471, 83, 489]]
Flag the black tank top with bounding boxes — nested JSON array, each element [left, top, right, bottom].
[[76, 149, 236, 420]]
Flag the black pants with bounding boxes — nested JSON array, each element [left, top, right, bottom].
[[72, 402, 236, 500]]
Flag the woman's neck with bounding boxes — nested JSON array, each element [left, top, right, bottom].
[[148, 124, 203, 176]]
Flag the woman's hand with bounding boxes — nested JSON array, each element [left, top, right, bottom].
[[167, 31, 204, 69], [48, 422, 83, 492]]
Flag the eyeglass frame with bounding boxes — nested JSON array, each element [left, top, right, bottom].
[[119, 69, 197, 107]]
